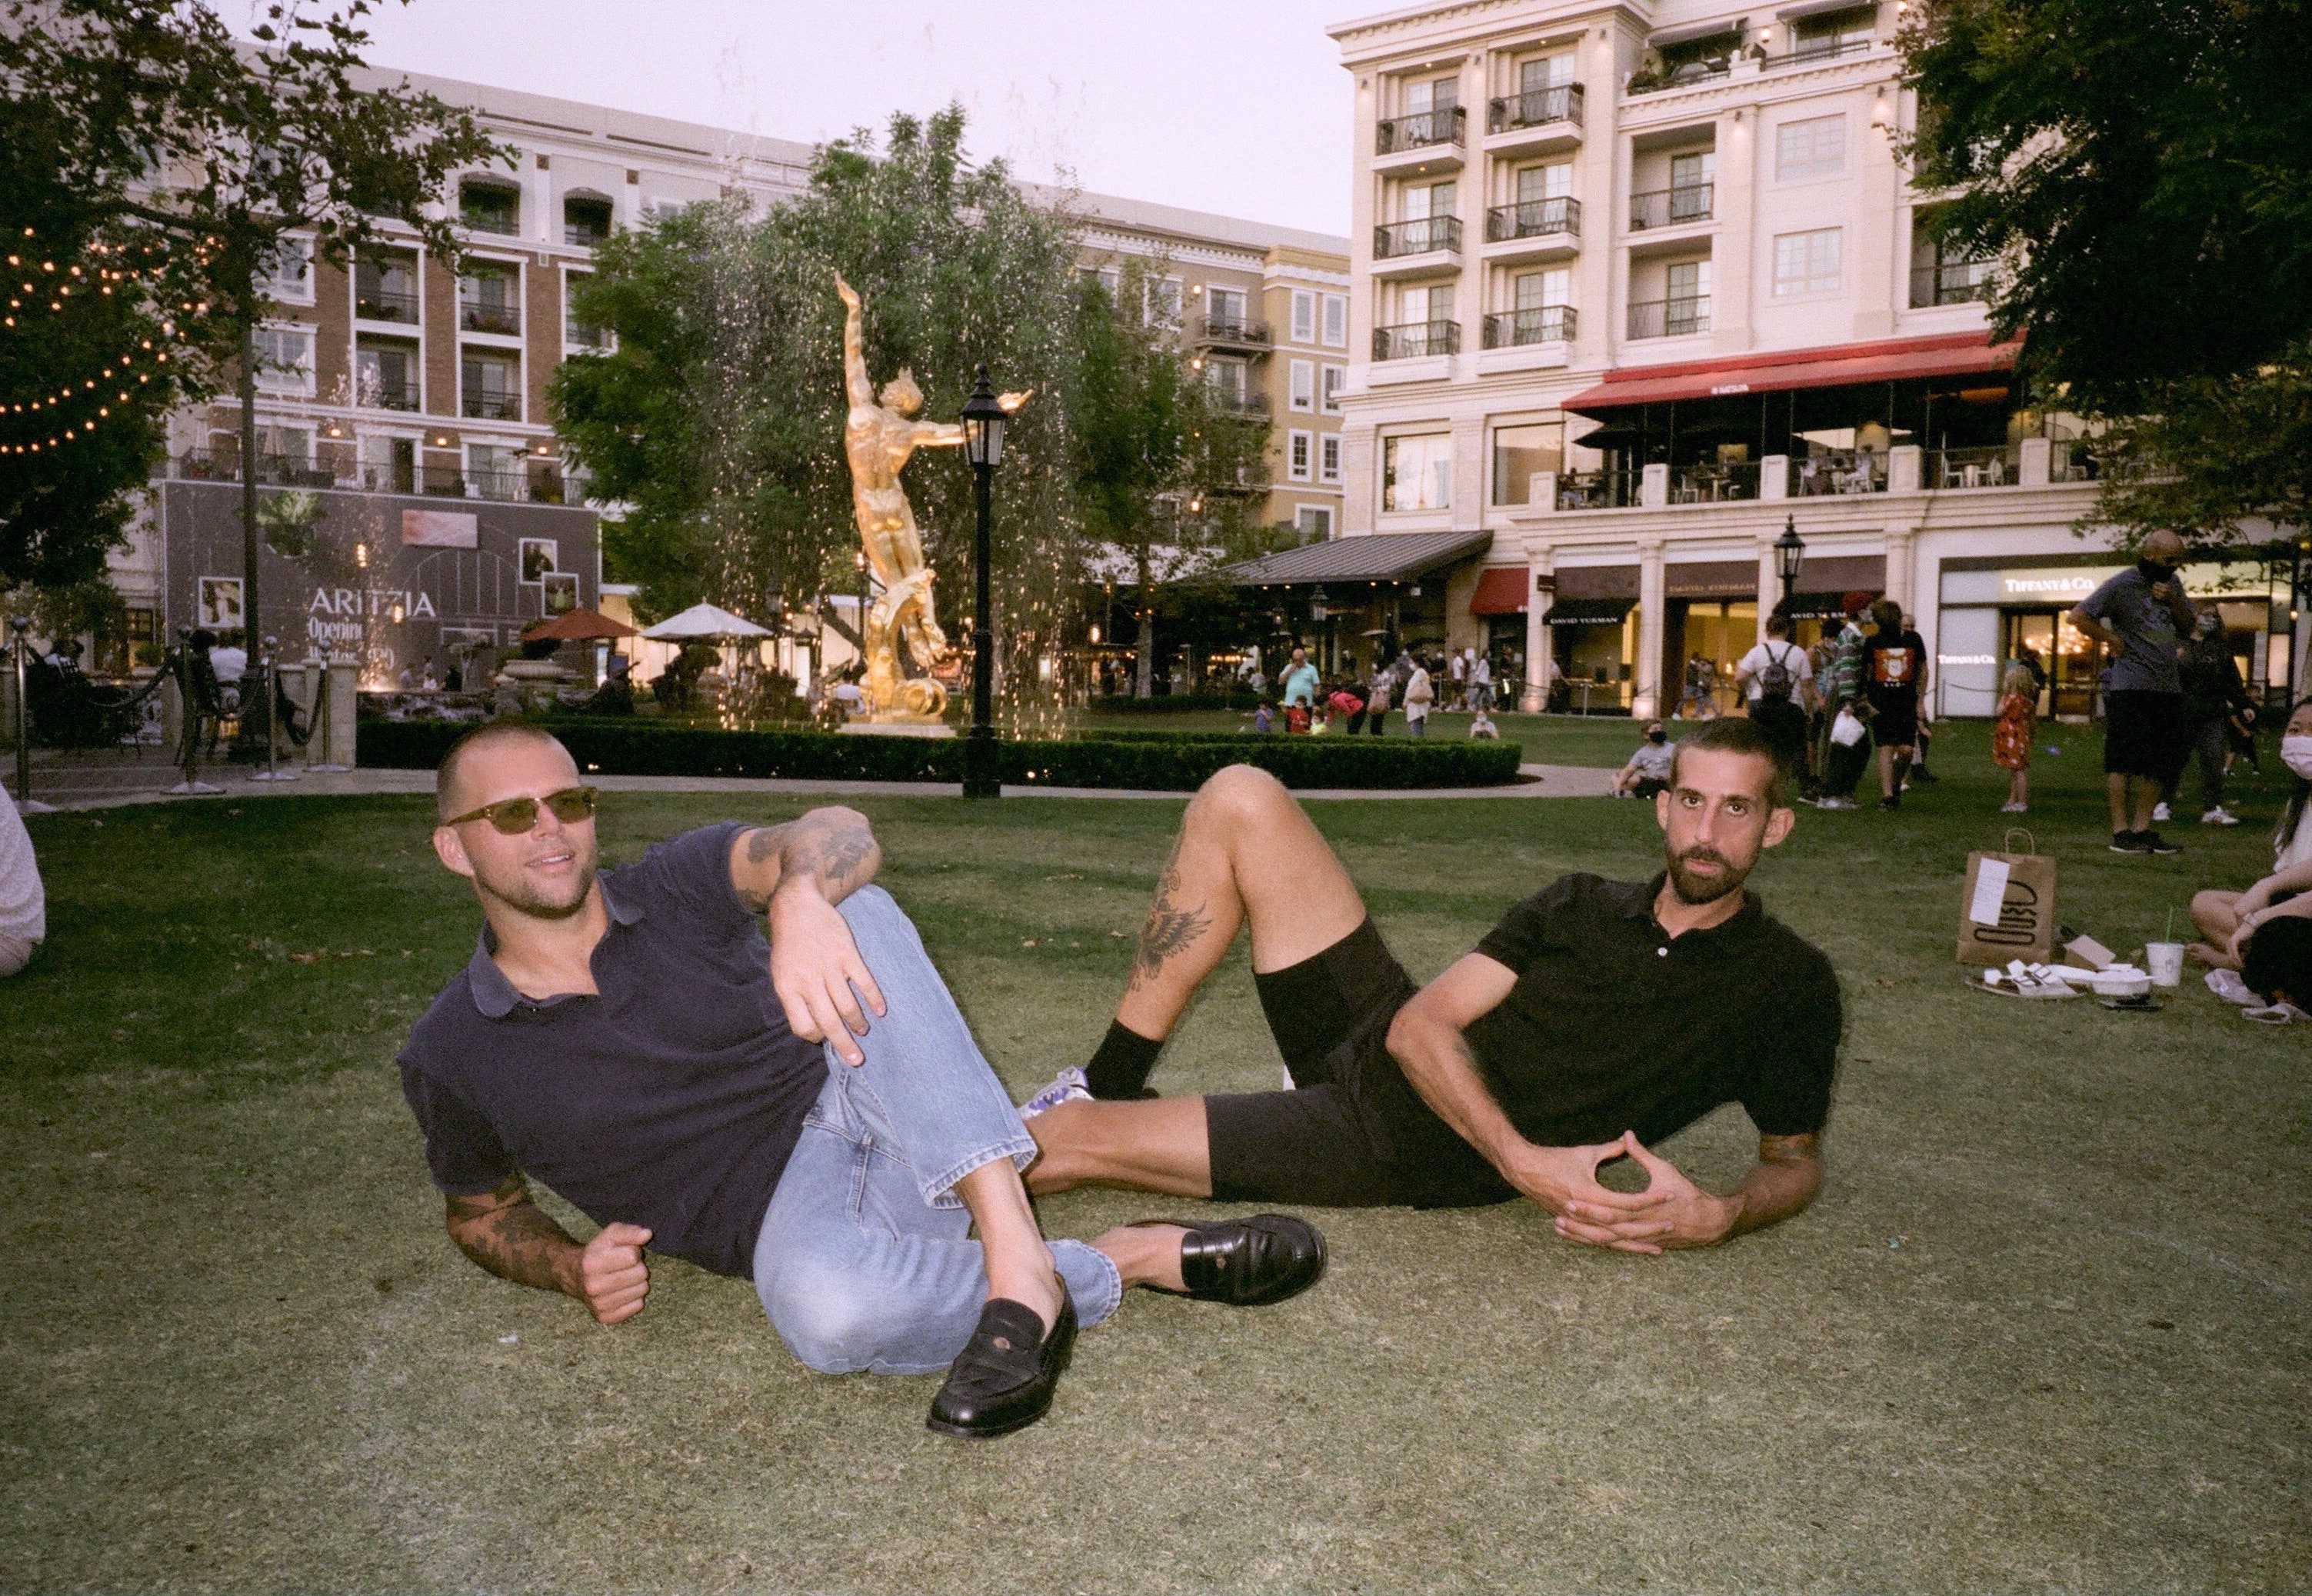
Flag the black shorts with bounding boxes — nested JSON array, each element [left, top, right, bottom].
[[2104, 690, 2188, 781], [1204, 919, 1512, 1209], [1867, 690, 1918, 749]]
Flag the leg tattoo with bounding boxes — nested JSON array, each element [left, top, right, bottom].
[[1128, 835, 1211, 995]]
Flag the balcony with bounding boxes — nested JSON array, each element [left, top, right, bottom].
[[1928, 445, 2017, 489], [364, 379, 419, 412], [1911, 261, 1994, 308], [1484, 197, 1580, 260], [1792, 451, 1888, 495], [459, 298, 521, 336], [173, 450, 334, 488], [1488, 83, 1584, 135], [1377, 105, 1465, 156], [1192, 315, 1272, 351], [1670, 460, 1771, 503], [1374, 215, 1462, 260], [1767, 35, 1875, 70], [461, 390, 521, 421], [1555, 468, 1641, 510], [458, 187, 521, 236], [1208, 388, 1271, 418], [1627, 295, 1710, 339], [353, 284, 418, 325], [1373, 319, 1461, 361], [1630, 184, 1714, 232], [565, 318, 608, 351], [1481, 305, 1576, 348], [1626, 58, 1731, 96], [2049, 438, 2101, 483]]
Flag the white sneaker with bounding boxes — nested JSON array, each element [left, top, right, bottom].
[[2201, 807, 2240, 826], [2152, 802, 2172, 823], [1018, 1065, 1091, 1120]]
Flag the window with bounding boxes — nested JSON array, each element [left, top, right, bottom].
[[1320, 434, 1342, 484], [256, 422, 313, 465], [256, 238, 312, 305], [466, 442, 521, 502], [459, 265, 521, 335], [461, 354, 521, 421], [251, 324, 314, 395], [1321, 364, 1344, 415], [1078, 264, 1121, 301], [358, 433, 415, 493], [1205, 358, 1248, 405], [1144, 276, 1183, 328], [1288, 429, 1313, 481], [1321, 293, 1348, 348], [1775, 115, 1846, 182], [565, 275, 608, 348], [1773, 228, 1843, 295], [1515, 267, 1571, 311], [1398, 282, 1454, 326], [1515, 163, 1573, 204], [355, 255, 418, 324], [1518, 52, 1574, 91], [1382, 433, 1451, 511], [1289, 359, 1315, 411], [563, 194, 614, 247], [1491, 421, 1564, 505], [1295, 505, 1334, 539], [460, 179, 521, 235], [1291, 289, 1316, 343], [1404, 73, 1458, 115], [1208, 286, 1247, 330], [355, 342, 417, 409], [1671, 149, 1716, 192], [1792, 6, 1874, 58], [1668, 258, 1711, 302], [1401, 179, 1457, 222]]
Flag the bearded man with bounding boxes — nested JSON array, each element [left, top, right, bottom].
[[1021, 718, 1841, 1252]]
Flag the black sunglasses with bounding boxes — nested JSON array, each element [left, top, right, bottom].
[[444, 785, 600, 835]]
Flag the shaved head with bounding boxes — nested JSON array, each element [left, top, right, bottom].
[[2143, 529, 2187, 561], [435, 721, 573, 821]]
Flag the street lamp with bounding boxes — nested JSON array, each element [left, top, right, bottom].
[[1775, 515, 1806, 611], [960, 365, 1008, 799]]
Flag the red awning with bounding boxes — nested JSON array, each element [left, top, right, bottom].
[[1470, 566, 1531, 616], [1561, 332, 2022, 415]]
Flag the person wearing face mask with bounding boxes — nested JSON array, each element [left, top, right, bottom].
[[1613, 720, 1676, 798], [2066, 529, 2197, 854], [2188, 699, 2312, 969], [2167, 611, 2247, 826]]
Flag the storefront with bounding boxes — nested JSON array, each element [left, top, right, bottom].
[[1933, 554, 2281, 720], [1221, 529, 1492, 681]]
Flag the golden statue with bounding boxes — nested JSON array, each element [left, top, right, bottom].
[[836, 272, 1029, 721]]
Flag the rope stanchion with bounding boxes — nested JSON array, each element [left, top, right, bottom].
[[7, 616, 55, 813], [302, 651, 348, 772], [249, 635, 298, 782]]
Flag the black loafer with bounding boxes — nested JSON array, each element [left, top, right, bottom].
[[925, 1282, 1076, 1440], [1133, 1213, 1328, 1307]]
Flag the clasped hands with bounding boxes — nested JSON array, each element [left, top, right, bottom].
[[1509, 1131, 1732, 1254]]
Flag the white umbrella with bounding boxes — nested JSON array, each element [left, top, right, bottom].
[[638, 602, 773, 641]]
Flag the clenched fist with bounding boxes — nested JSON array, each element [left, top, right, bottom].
[[578, 1222, 653, 1324]]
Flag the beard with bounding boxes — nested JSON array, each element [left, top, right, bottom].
[[474, 841, 598, 920], [1665, 845, 1747, 906]]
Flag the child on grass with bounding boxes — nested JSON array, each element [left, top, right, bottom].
[[1993, 661, 2037, 812]]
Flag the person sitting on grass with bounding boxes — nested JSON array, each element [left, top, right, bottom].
[[1611, 719, 1675, 798], [1017, 719, 1840, 1254], [1469, 708, 1500, 740], [2239, 915, 2312, 1021], [2188, 698, 2312, 970], [398, 721, 1327, 1442], [0, 781, 44, 978]]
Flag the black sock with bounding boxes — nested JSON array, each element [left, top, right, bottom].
[[1084, 1019, 1164, 1099]]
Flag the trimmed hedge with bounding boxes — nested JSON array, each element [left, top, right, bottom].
[[1092, 692, 1261, 713], [357, 717, 1527, 791]]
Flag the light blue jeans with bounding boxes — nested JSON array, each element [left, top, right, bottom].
[[752, 886, 1123, 1374]]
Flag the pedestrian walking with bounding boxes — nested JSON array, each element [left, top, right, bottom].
[[1734, 611, 1813, 785], [1811, 594, 1875, 809], [1862, 599, 1928, 811], [1402, 654, 1434, 738], [2169, 611, 2246, 825], [1364, 661, 1394, 736]]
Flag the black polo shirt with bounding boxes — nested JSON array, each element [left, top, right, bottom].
[[1342, 872, 1841, 1200], [397, 821, 827, 1281]]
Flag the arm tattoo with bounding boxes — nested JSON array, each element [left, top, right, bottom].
[[446, 1176, 579, 1295], [1127, 835, 1211, 991], [736, 812, 880, 910]]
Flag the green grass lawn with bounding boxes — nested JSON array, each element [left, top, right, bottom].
[[5, 723, 2308, 1592]]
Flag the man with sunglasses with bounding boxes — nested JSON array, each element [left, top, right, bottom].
[[399, 721, 1326, 1440]]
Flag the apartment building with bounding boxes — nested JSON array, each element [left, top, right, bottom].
[[1324, 0, 2287, 716], [107, 62, 1347, 689]]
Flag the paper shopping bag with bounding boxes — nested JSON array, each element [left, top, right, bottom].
[[1956, 830, 2058, 965]]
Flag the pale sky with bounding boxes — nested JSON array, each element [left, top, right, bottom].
[[232, 0, 1362, 237]]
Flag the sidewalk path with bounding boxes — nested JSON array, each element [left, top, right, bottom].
[[9, 749, 1618, 812]]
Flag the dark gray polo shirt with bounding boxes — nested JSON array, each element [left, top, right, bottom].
[[398, 821, 827, 1280], [2078, 566, 2188, 695]]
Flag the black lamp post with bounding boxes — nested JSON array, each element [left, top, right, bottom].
[[1775, 515, 1806, 612], [960, 366, 1007, 798]]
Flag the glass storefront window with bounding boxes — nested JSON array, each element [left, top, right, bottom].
[[1491, 421, 1563, 505]]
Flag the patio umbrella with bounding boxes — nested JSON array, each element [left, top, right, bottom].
[[521, 608, 638, 643], [1569, 422, 1646, 452], [638, 602, 774, 641]]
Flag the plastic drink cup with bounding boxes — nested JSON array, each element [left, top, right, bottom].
[[2145, 941, 2185, 988]]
